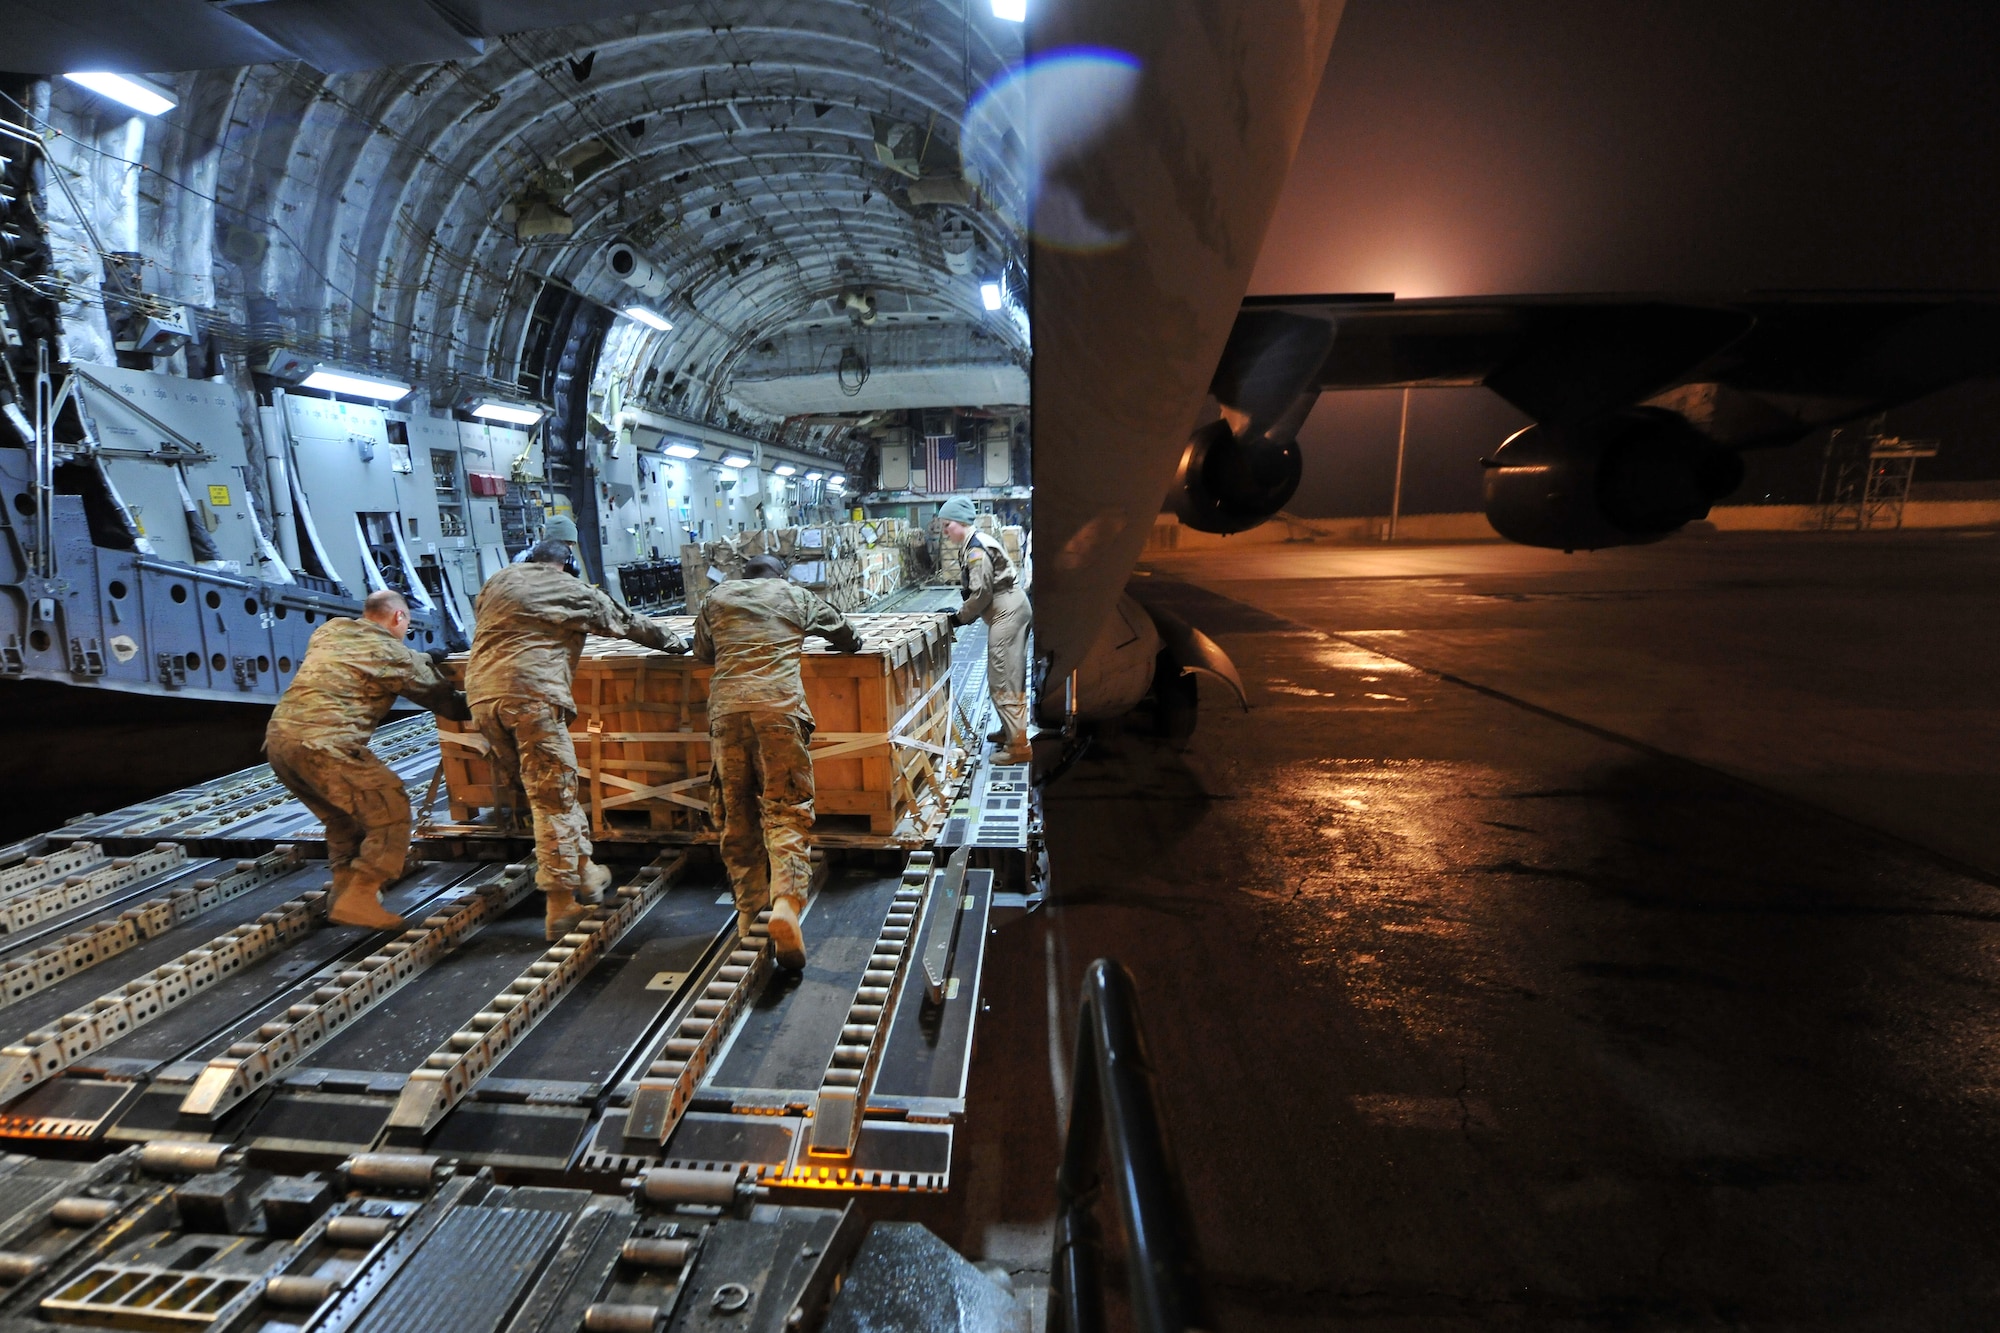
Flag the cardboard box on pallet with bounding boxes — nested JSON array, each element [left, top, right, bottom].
[[435, 613, 958, 842]]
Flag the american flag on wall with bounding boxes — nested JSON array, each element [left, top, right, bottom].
[[922, 434, 957, 492]]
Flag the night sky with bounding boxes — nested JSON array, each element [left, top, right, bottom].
[[1249, 0, 2000, 517]]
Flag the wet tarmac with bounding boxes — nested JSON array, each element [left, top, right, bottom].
[[919, 531, 2000, 1329]]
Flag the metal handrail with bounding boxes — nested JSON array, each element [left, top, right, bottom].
[[1051, 959, 1214, 1333]]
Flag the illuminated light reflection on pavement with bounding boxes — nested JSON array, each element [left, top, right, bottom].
[[932, 534, 2000, 1329]]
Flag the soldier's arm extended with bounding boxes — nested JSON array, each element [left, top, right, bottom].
[[803, 593, 864, 654], [691, 603, 715, 664], [583, 585, 687, 654], [400, 648, 472, 721], [953, 545, 994, 626]]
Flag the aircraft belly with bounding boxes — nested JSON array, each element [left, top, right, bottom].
[[1029, 0, 1346, 687]]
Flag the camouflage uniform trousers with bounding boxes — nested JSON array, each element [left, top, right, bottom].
[[985, 587, 1032, 748], [707, 710, 815, 917], [266, 736, 411, 886], [473, 698, 592, 895]]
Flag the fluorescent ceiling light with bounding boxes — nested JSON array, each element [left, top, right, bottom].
[[624, 305, 672, 331], [773, 464, 797, 476], [722, 454, 753, 468], [664, 442, 700, 459], [470, 400, 544, 426], [991, 0, 1026, 20], [830, 475, 846, 485], [805, 471, 824, 481], [980, 281, 1004, 311], [63, 72, 176, 117], [299, 368, 411, 401]]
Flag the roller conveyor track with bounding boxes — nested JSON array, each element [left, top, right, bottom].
[[0, 612, 1036, 1207], [0, 854, 220, 972], [113, 864, 491, 1070], [0, 860, 311, 1043]]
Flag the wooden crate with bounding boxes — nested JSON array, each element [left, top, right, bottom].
[[436, 613, 957, 841]]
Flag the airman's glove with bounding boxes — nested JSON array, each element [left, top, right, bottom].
[[439, 690, 472, 723], [427, 647, 452, 666], [632, 619, 689, 654]]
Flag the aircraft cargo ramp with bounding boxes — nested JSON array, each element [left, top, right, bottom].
[[0, 610, 1101, 1333]]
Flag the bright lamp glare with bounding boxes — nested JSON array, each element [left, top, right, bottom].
[[831, 475, 846, 485], [664, 442, 700, 459], [722, 454, 753, 468], [471, 400, 544, 426], [805, 471, 824, 481], [624, 305, 672, 331], [63, 72, 176, 116], [980, 282, 1004, 311], [299, 369, 411, 401], [991, 0, 1026, 20], [773, 464, 797, 476]]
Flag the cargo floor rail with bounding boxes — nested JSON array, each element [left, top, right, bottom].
[[1051, 958, 1213, 1333]]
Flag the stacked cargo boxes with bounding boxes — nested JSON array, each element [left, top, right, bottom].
[[436, 614, 957, 840], [676, 521, 931, 612]]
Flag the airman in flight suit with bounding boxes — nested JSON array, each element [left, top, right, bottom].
[[467, 540, 687, 939], [938, 496, 1033, 764], [266, 589, 469, 930], [694, 554, 863, 969]]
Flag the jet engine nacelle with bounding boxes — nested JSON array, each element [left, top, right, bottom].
[[1482, 408, 1746, 551], [1169, 417, 1304, 535]]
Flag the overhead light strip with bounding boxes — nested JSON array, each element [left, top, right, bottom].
[[62, 72, 176, 117], [470, 400, 544, 426], [298, 368, 411, 402]]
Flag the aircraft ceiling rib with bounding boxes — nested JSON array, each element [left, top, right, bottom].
[[159, 2, 1024, 427]]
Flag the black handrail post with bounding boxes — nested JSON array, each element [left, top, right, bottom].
[[1051, 958, 1213, 1333]]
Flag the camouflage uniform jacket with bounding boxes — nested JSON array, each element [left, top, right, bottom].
[[268, 618, 468, 750], [953, 531, 1020, 626], [466, 562, 685, 714], [693, 579, 862, 723]]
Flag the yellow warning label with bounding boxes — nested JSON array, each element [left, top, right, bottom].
[[207, 485, 231, 507]]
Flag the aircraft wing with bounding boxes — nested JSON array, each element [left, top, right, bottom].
[[1248, 291, 2000, 444]]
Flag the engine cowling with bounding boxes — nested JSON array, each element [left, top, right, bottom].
[[1482, 408, 1745, 551], [1170, 417, 1304, 535]]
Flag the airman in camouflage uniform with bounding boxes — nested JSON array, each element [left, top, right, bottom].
[[467, 540, 687, 939], [266, 589, 469, 930], [693, 554, 863, 969], [939, 496, 1033, 764]]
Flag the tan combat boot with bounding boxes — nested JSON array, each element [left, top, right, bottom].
[[576, 860, 613, 906], [544, 887, 586, 941], [766, 897, 806, 971], [328, 870, 406, 931], [736, 903, 766, 942]]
